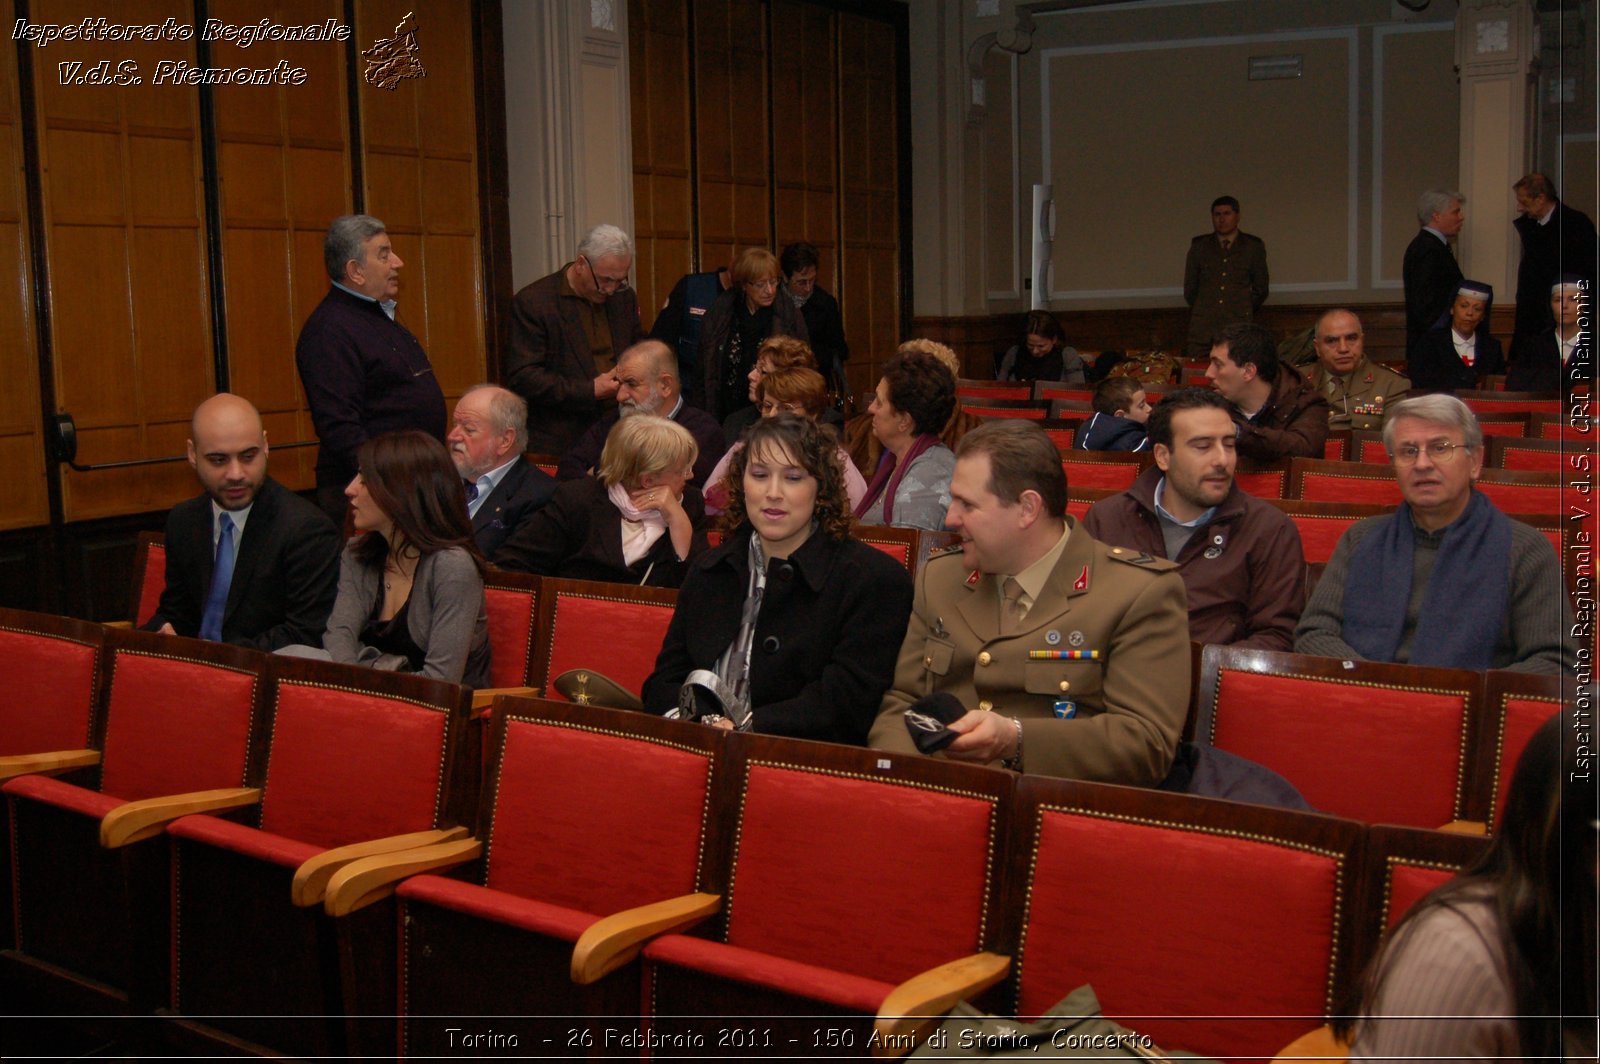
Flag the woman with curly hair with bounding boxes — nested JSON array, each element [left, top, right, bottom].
[[642, 414, 913, 743], [856, 347, 958, 530], [1333, 710, 1596, 1061], [699, 247, 809, 422], [313, 430, 490, 686]]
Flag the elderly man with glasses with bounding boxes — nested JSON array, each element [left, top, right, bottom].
[[505, 223, 646, 454], [1295, 394, 1573, 674]]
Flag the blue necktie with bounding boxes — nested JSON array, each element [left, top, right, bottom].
[[199, 513, 235, 642], [463, 478, 480, 502]]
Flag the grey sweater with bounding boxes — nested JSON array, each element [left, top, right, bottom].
[[1295, 511, 1574, 674], [323, 545, 490, 687]]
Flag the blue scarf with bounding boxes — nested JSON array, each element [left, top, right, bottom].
[[1341, 491, 1511, 669]]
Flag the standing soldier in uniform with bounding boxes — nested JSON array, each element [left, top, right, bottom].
[[1183, 196, 1270, 360], [868, 420, 1191, 786]]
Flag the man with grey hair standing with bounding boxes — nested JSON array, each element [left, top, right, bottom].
[[447, 384, 555, 556], [1296, 394, 1572, 674], [1402, 190, 1466, 361], [296, 213, 446, 523], [505, 223, 645, 454]]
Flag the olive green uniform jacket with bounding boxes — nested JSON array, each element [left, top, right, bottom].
[[868, 519, 1190, 786], [1313, 359, 1412, 431]]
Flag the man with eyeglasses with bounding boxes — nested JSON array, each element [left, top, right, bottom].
[[505, 223, 645, 454], [1296, 394, 1573, 674]]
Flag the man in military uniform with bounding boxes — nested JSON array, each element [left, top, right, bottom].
[[868, 420, 1191, 786], [1309, 309, 1410, 431], [1183, 196, 1270, 360]]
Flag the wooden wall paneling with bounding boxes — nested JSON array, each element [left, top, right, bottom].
[[694, 0, 770, 268], [837, 11, 899, 399], [34, 0, 214, 521], [211, 0, 352, 492], [0, 0, 49, 531], [628, 0, 693, 332], [770, 1, 837, 285], [356, 0, 485, 401]]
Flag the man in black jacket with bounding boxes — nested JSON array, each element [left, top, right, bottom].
[[144, 394, 341, 651], [780, 242, 849, 397], [1510, 173, 1597, 362], [1403, 190, 1466, 360]]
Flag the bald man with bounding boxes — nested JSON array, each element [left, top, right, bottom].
[[143, 394, 341, 650]]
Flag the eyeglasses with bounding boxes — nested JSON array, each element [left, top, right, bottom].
[[747, 279, 779, 292], [582, 257, 629, 294], [1391, 441, 1474, 466]]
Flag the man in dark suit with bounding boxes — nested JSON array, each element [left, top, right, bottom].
[[504, 223, 646, 455], [555, 340, 725, 489], [144, 394, 340, 651], [448, 384, 556, 557], [1510, 173, 1598, 362], [1403, 189, 1466, 360]]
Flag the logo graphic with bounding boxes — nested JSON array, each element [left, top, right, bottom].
[[363, 11, 425, 90]]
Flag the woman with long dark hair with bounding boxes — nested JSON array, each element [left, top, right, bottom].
[[319, 430, 490, 686], [642, 414, 912, 743], [1335, 711, 1596, 1060]]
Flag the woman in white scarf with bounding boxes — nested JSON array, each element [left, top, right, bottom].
[[492, 415, 706, 587]]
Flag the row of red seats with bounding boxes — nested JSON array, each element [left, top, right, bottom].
[[0, 605, 1559, 1059]]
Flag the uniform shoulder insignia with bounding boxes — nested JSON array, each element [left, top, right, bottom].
[[1104, 547, 1179, 572], [926, 543, 965, 559]]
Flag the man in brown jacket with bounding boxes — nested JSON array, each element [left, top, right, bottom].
[[1206, 322, 1329, 471], [868, 420, 1190, 786], [504, 223, 645, 454], [1081, 388, 1304, 651]]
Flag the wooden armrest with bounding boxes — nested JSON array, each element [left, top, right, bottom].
[[570, 892, 722, 985], [872, 951, 1011, 1058], [0, 749, 101, 783], [291, 826, 469, 908], [100, 787, 262, 848], [1439, 819, 1488, 836], [471, 686, 538, 711], [104, 620, 132, 629], [1271, 1023, 1348, 1062], [322, 837, 484, 916]]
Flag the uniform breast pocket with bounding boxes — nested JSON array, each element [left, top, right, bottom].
[[1023, 659, 1103, 702], [921, 638, 954, 678]]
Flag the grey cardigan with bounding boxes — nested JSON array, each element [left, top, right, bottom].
[[322, 544, 491, 687]]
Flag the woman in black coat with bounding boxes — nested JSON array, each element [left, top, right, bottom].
[[699, 246, 809, 422], [642, 414, 913, 744], [1408, 282, 1504, 392]]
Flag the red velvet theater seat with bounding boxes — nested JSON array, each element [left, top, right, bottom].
[[0, 607, 106, 762], [160, 658, 473, 1058], [367, 698, 733, 1057], [1477, 672, 1565, 833], [1234, 461, 1290, 499], [1288, 459, 1403, 505], [0, 607, 107, 957], [1264, 500, 1393, 565], [1362, 825, 1488, 943], [482, 569, 540, 689], [642, 734, 1014, 1053], [529, 577, 678, 703], [1010, 776, 1363, 1063], [3, 628, 268, 1015], [129, 532, 166, 628], [1059, 450, 1153, 491], [851, 524, 919, 573], [1196, 647, 1482, 828]]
